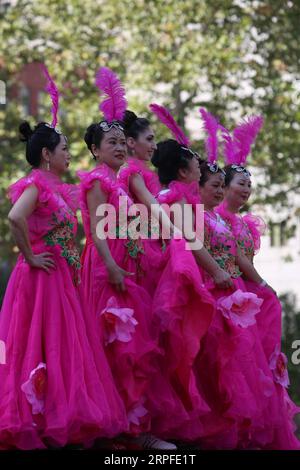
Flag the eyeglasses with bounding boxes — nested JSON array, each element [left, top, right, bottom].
[[231, 165, 251, 176], [98, 120, 124, 133], [207, 162, 226, 176]]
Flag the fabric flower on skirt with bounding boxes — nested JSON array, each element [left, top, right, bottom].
[[21, 363, 47, 414], [99, 296, 138, 345], [127, 399, 148, 426], [217, 289, 263, 328], [269, 344, 290, 388]]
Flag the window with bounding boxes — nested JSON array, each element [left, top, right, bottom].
[[0, 80, 6, 106], [20, 85, 30, 115], [270, 221, 286, 247]]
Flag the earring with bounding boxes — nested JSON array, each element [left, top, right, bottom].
[[47, 161, 50, 171]]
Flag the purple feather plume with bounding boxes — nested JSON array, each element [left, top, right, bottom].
[[233, 115, 264, 165], [199, 108, 219, 164], [95, 67, 127, 122], [149, 103, 190, 147], [41, 64, 59, 128]]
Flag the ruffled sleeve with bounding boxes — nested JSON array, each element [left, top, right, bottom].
[[158, 181, 200, 205], [143, 170, 161, 197], [77, 165, 132, 212], [157, 184, 183, 205], [242, 213, 266, 252], [59, 183, 80, 214], [119, 159, 162, 197], [118, 160, 143, 190], [8, 170, 58, 214], [77, 166, 119, 196]]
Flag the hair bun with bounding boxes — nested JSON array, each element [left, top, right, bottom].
[[122, 110, 138, 130], [19, 121, 34, 142], [151, 147, 161, 168], [84, 123, 98, 149], [153, 139, 180, 166]]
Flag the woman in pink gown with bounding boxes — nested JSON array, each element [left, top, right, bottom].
[[152, 135, 240, 441], [215, 116, 300, 448], [197, 156, 300, 449], [118, 110, 164, 296], [118, 109, 225, 441], [0, 121, 127, 449], [216, 116, 281, 360], [151, 107, 300, 448], [78, 67, 179, 450]]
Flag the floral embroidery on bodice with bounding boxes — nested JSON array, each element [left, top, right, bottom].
[[118, 158, 163, 243], [234, 218, 255, 260], [216, 202, 266, 260], [204, 211, 242, 278], [44, 214, 81, 275], [77, 163, 146, 269], [8, 169, 81, 284]]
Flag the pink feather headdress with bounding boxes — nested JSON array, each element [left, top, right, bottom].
[[95, 67, 127, 123], [41, 64, 60, 129], [199, 107, 219, 164], [149, 103, 190, 147], [222, 115, 264, 166]]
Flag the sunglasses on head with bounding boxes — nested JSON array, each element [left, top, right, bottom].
[[44, 123, 62, 135], [181, 146, 201, 160], [231, 164, 251, 176], [98, 121, 124, 133], [207, 162, 226, 176]]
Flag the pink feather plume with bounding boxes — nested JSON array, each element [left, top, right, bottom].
[[149, 103, 190, 147], [199, 108, 219, 164], [220, 125, 239, 165], [41, 64, 59, 128], [95, 67, 127, 122], [233, 115, 264, 165]]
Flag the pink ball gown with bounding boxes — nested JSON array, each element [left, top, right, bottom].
[[0, 169, 127, 450], [195, 205, 300, 449], [78, 163, 188, 436], [146, 181, 216, 440], [120, 161, 218, 440], [216, 201, 300, 449], [118, 158, 165, 296]]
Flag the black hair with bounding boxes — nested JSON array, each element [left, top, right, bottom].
[[84, 121, 125, 159], [84, 123, 104, 160], [223, 165, 251, 187], [122, 110, 150, 139], [199, 161, 225, 187], [19, 121, 61, 168], [151, 139, 198, 185]]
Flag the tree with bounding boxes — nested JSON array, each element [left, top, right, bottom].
[[1, 0, 300, 273]]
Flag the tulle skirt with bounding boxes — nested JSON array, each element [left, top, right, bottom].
[[194, 276, 300, 449], [0, 243, 128, 450], [81, 238, 162, 435], [151, 239, 216, 440]]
